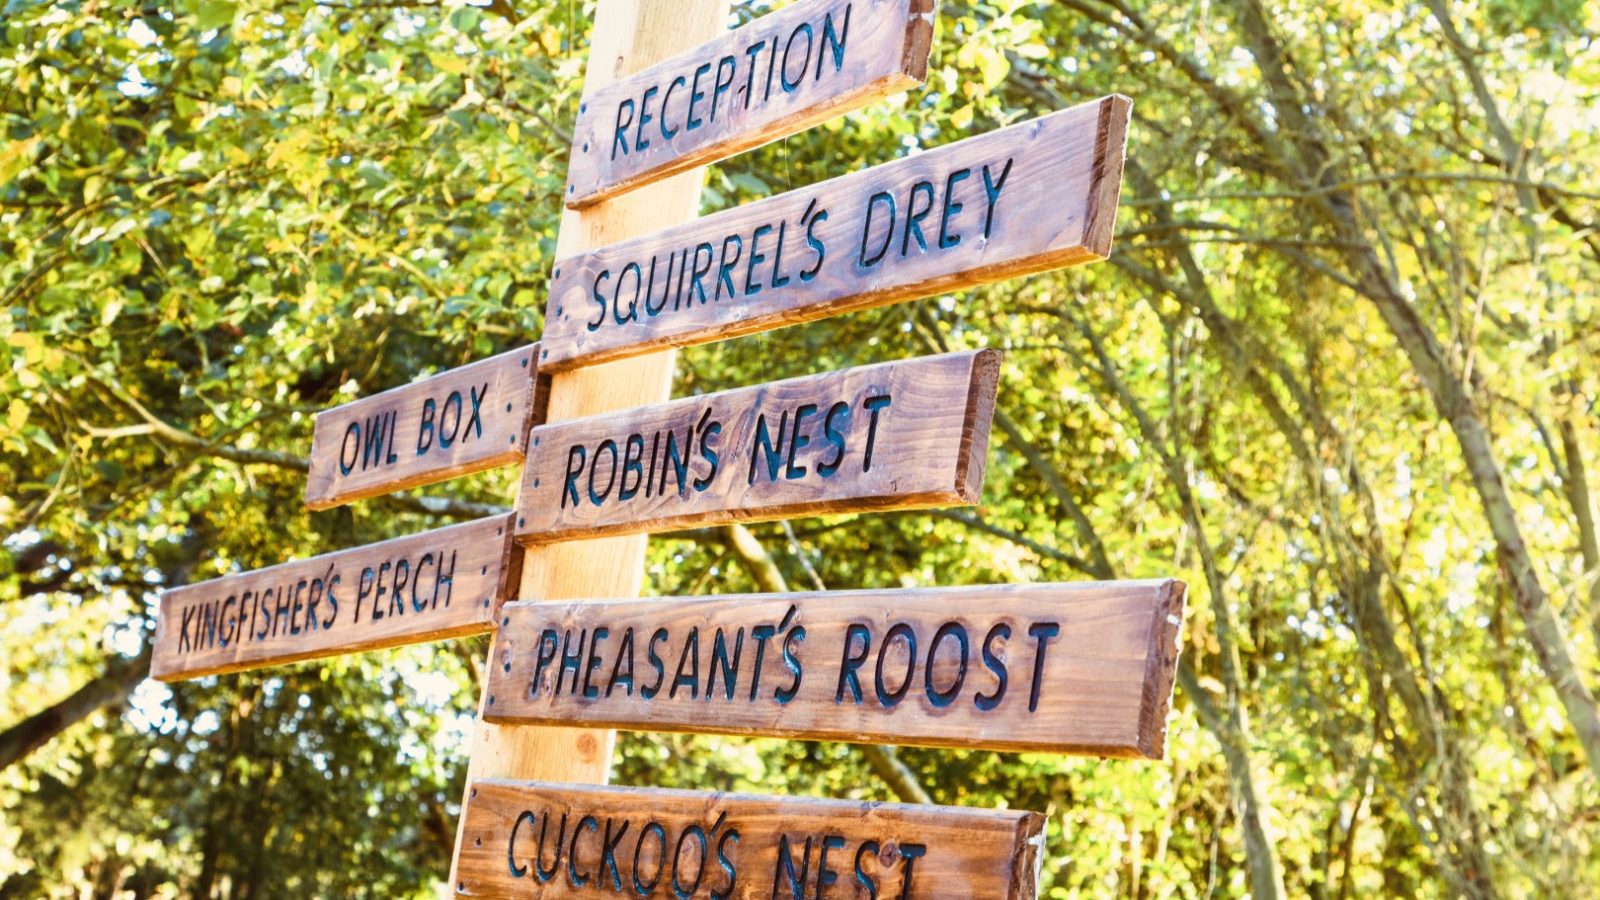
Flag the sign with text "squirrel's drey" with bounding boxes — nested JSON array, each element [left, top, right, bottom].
[[482, 581, 1186, 758], [304, 346, 544, 510], [513, 349, 998, 544], [539, 95, 1129, 370], [564, 0, 935, 208], [151, 514, 520, 681], [454, 780, 1043, 899]]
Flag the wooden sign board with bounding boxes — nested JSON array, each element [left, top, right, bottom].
[[304, 346, 545, 510], [455, 779, 1043, 898], [480, 580, 1185, 758], [565, 0, 935, 208], [151, 514, 521, 681], [539, 95, 1130, 371], [514, 349, 998, 544]]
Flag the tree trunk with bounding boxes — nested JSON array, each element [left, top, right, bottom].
[[0, 646, 150, 771]]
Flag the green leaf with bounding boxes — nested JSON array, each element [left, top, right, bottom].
[[196, 0, 236, 33]]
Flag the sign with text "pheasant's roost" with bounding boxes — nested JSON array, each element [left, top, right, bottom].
[[482, 580, 1186, 757]]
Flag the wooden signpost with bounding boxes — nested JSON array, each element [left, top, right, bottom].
[[455, 780, 1044, 899], [151, 514, 519, 681], [304, 346, 546, 510], [481, 581, 1186, 757], [564, 0, 936, 209], [143, 0, 1171, 895], [515, 349, 999, 543], [539, 95, 1131, 370]]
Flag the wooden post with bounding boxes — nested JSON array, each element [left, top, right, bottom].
[[447, 0, 731, 887]]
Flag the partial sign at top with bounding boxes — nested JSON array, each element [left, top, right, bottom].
[[304, 346, 545, 510], [540, 95, 1130, 371], [565, 0, 935, 208]]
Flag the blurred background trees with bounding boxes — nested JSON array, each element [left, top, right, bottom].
[[2, 0, 1597, 895]]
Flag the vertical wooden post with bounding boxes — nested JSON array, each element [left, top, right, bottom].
[[448, 0, 730, 885]]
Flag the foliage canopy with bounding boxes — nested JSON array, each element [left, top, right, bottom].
[[2, 0, 1598, 896]]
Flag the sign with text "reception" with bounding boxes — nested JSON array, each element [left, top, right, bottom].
[[564, 0, 934, 208]]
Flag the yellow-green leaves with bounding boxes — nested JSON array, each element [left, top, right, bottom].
[[0, 136, 39, 188]]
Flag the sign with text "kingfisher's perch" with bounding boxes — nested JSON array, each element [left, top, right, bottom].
[[565, 0, 935, 208], [454, 780, 1044, 899], [151, 514, 520, 681], [481, 581, 1186, 758], [539, 95, 1130, 370], [513, 349, 999, 544], [304, 346, 545, 510]]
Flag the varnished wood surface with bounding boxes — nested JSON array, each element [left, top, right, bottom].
[[449, 0, 735, 888], [514, 350, 1000, 544], [151, 514, 519, 681], [540, 95, 1131, 370], [481, 580, 1187, 757], [565, 0, 934, 208], [455, 779, 1044, 898], [304, 346, 545, 510]]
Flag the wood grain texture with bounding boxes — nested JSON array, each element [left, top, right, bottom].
[[539, 94, 1131, 371], [564, 0, 934, 209], [450, 0, 733, 888], [304, 346, 545, 510], [150, 514, 519, 682], [513, 349, 1000, 544], [455, 779, 1044, 898], [480, 580, 1187, 758]]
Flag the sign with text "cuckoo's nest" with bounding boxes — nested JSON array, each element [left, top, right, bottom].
[[304, 346, 545, 510], [454, 780, 1043, 899], [151, 514, 520, 681], [481, 580, 1186, 758], [539, 95, 1130, 370], [513, 349, 999, 544], [565, 0, 935, 208]]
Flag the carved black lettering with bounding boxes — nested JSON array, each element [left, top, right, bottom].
[[836, 624, 869, 704], [875, 622, 916, 708], [1027, 621, 1060, 713], [976, 623, 1010, 711], [981, 158, 1014, 239], [861, 395, 892, 472]]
